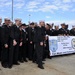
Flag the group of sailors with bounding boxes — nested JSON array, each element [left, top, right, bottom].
[[0, 18, 75, 69]]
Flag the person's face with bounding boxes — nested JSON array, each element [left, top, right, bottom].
[[55, 26, 59, 30], [5, 20, 10, 25], [62, 25, 65, 28], [72, 27, 75, 30], [45, 25, 50, 30], [16, 20, 21, 26], [0, 19, 2, 23], [30, 24, 35, 28], [65, 25, 68, 29], [39, 21, 45, 27], [32, 25, 35, 28]]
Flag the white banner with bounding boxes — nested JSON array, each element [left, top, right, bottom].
[[48, 36, 75, 56]]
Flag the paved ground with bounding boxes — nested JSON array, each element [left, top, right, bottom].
[[0, 54, 75, 75]]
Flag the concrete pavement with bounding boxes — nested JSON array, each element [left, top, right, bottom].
[[0, 54, 75, 75]]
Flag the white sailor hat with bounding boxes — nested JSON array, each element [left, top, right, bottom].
[[54, 25, 59, 27], [72, 25, 75, 28], [4, 18, 10, 21], [61, 23, 65, 26], [0, 17, 2, 20], [15, 18, 22, 21], [39, 20, 45, 23]]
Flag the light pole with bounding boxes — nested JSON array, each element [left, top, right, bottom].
[[12, 0, 13, 22], [29, 14, 31, 24]]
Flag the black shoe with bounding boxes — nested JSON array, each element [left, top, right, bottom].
[[29, 59, 32, 61], [2, 64, 8, 68], [32, 61, 36, 63], [19, 60, 24, 63], [2, 65, 8, 68], [42, 59, 46, 61], [38, 65, 44, 69], [36, 62, 38, 64], [14, 62, 20, 65], [24, 59, 28, 62], [42, 62, 45, 64], [48, 56, 52, 59], [8, 66, 12, 69]]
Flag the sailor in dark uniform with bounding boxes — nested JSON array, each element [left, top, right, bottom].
[[59, 23, 70, 36], [70, 25, 75, 36], [49, 24, 54, 36], [0, 18, 2, 61], [1, 18, 10, 68], [28, 22, 35, 61], [33, 21, 46, 69], [65, 24, 70, 35], [25, 26, 29, 58], [19, 24, 28, 62], [53, 25, 59, 36], [8, 19, 22, 68], [45, 23, 52, 59]]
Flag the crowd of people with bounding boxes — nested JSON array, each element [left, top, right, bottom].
[[0, 17, 75, 69]]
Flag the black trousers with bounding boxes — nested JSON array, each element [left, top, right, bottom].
[[43, 46, 46, 60], [26, 41, 29, 58], [28, 43, 34, 60], [8, 40, 19, 67], [19, 43, 27, 61], [42, 40, 50, 59], [35, 43, 43, 66], [33, 49, 37, 62], [1, 45, 9, 66], [0, 42, 2, 61]]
